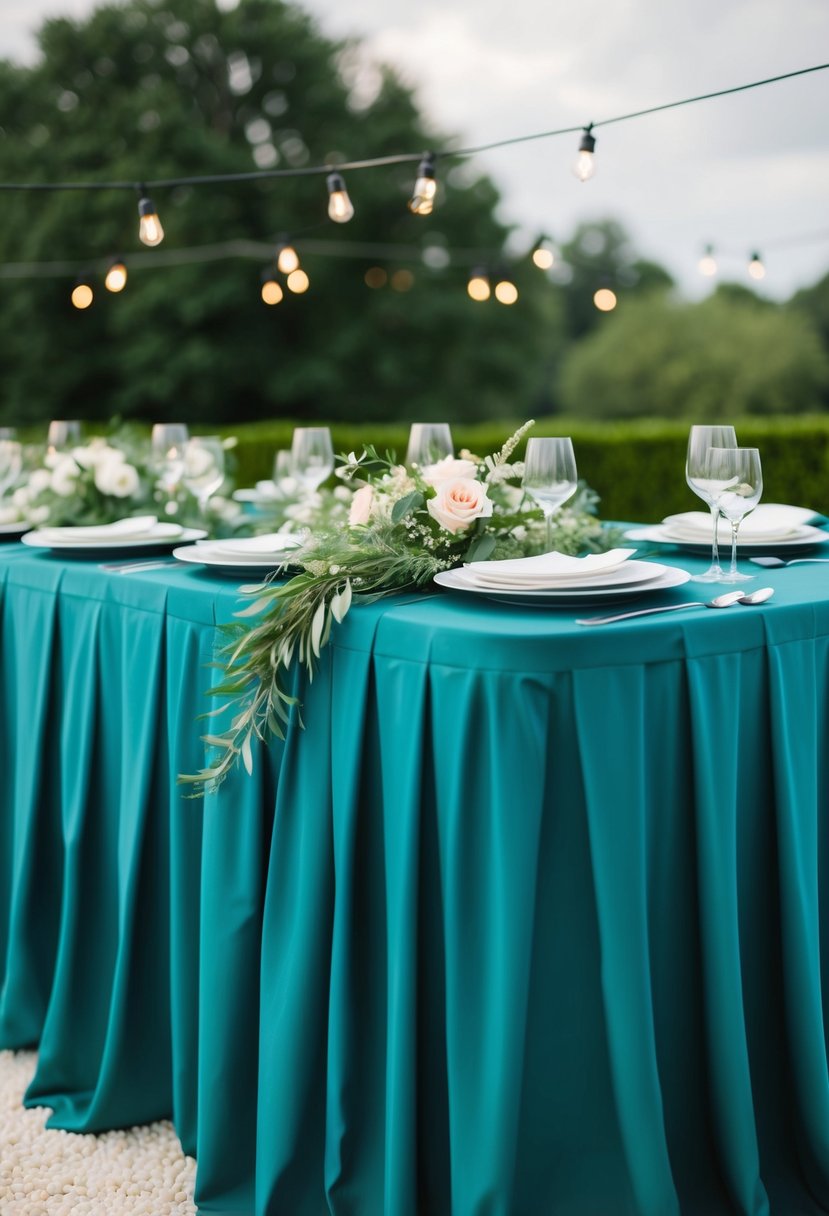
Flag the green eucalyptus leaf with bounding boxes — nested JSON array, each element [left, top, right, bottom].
[[391, 491, 424, 523]]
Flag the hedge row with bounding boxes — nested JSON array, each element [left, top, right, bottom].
[[217, 415, 829, 523]]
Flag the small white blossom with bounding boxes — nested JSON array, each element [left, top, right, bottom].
[[12, 486, 30, 508], [51, 459, 81, 497], [28, 469, 51, 496]]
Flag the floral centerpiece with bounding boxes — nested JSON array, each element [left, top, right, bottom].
[[5, 427, 241, 532], [183, 421, 620, 792]]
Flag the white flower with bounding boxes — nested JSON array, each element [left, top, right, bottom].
[[277, 475, 298, 497], [29, 505, 50, 524], [348, 484, 374, 526], [333, 486, 352, 503], [12, 486, 30, 508], [28, 469, 52, 496], [71, 445, 97, 469], [51, 458, 81, 497], [427, 478, 494, 534], [96, 460, 140, 498], [0, 505, 20, 524], [44, 451, 61, 469], [420, 456, 478, 486]]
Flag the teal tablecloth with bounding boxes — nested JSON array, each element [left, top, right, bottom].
[[2, 541, 829, 1216]]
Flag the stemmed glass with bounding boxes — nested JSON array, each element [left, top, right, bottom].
[[183, 436, 225, 519], [273, 449, 294, 491], [405, 423, 454, 468], [291, 427, 334, 493], [151, 423, 190, 515], [522, 436, 578, 552], [47, 420, 82, 459], [0, 430, 22, 498], [685, 425, 738, 581], [705, 447, 763, 583]]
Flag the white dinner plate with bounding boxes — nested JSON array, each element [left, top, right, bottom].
[[173, 542, 298, 578], [22, 527, 207, 555], [463, 558, 668, 592], [0, 521, 29, 539], [625, 524, 829, 555], [434, 564, 691, 606]]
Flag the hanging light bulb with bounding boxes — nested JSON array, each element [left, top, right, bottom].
[[276, 241, 300, 275], [698, 244, 718, 277], [593, 287, 617, 312], [572, 125, 596, 182], [494, 278, 518, 305], [408, 152, 437, 216], [287, 269, 310, 294], [467, 268, 490, 302], [71, 278, 94, 310], [104, 258, 128, 293], [532, 240, 555, 270], [748, 251, 766, 281], [326, 172, 354, 223], [260, 269, 283, 305], [137, 194, 164, 246]]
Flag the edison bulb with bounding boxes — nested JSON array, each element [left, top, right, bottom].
[[105, 261, 127, 292], [408, 154, 437, 216], [593, 288, 617, 312], [287, 269, 310, 293], [467, 271, 490, 302], [748, 253, 766, 281], [276, 243, 299, 274], [138, 196, 164, 247], [261, 279, 283, 305], [494, 280, 518, 305], [71, 282, 93, 309], [698, 245, 717, 277], [326, 172, 354, 223], [532, 246, 554, 270], [572, 128, 596, 182]]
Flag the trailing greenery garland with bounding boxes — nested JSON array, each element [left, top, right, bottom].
[[180, 421, 622, 792]]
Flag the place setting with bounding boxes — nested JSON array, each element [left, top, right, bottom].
[[20, 514, 207, 557], [172, 531, 302, 577]]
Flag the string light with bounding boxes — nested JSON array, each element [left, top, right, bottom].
[[276, 240, 300, 274], [572, 126, 596, 182], [494, 278, 519, 305], [286, 268, 310, 293], [467, 268, 491, 302], [137, 194, 164, 247], [698, 244, 718, 277], [748, 251, 766, 280], [104, 258, 127, 292], [260, 270, 283, 305], [408, 153, 437, 216], [326, 172, 354, 224], [71, 278, 93, 309], [532, 240, 555, 270], [364, 266, 387, 288], [593, 287, 617, 311], [391, 268, 414, 291]]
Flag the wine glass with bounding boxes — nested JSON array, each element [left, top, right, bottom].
[[273, 449, 294, 490], [522, 437, 578, 552], [405, 423, 453, 469], [704, 447, 763, 583], [685, 425, 738, 581], [47, 419, 82, 460], [151, 423, 189, 515], [0, 434, 22, 498], [183, 436, 225, 518], [291, 427, 334, 493]]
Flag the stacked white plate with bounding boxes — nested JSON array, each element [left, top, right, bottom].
[[434, 548, 691, 607], [22, 516, 206, 555], [0, 520, 29, 539], [173, 532, 301, 576], [233, 481, 283, 505], [626, 503, 828, 554]]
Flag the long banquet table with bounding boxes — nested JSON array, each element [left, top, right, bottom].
[[2, 539, 829, 1215]]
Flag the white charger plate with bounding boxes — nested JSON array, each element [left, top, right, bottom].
[[434, 564, 691, 607], [173, 542, 297, 578], [625, 524, 829, 555], [22, 527, 207, 555], [0, 521, 29, 539]]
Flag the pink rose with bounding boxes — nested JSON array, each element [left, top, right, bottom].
[[427, 478, 493, 534], [348, 483, 374, 526]]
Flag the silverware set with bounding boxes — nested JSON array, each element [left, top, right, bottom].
[[98, 558, 176, 574], [577, 587, 774, 627]]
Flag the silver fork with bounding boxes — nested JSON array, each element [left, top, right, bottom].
[[100, 558, 175, 574], [576, 589, 765, 626]]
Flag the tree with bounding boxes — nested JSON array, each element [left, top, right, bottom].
[[558, 293, 829, 419], [0, 0, 565, 428]]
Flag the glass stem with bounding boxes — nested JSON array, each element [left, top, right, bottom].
[[545, 507, 554, 553], [730, 520, 740, 576], [709, 502, 721, 571]]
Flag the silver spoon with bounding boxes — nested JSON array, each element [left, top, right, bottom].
[[577, 589, 747, 627], [740, 586, 775, 604], [749, 556, 829, 568]]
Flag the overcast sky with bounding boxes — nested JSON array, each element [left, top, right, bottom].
[[2, 0, 828, 298]]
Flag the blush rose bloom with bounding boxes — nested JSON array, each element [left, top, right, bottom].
[[427, 478, 493, 534], [420, 456, 477, 485], [348, 483, 374, 526]]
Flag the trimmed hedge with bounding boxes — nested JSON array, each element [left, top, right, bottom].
[[217, 415, 829, 522]]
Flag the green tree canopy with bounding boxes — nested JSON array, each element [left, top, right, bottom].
[[558, 292, 829, 419], [0, 0, 564, 427]]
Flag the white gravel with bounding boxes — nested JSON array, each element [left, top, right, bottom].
[[0, 1050, 197, 1215]]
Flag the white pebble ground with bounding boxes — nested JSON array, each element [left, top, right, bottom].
[[0, 1050, 196, 1215]]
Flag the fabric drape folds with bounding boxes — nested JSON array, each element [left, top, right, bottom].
[[2, 546, 829, 1215]]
